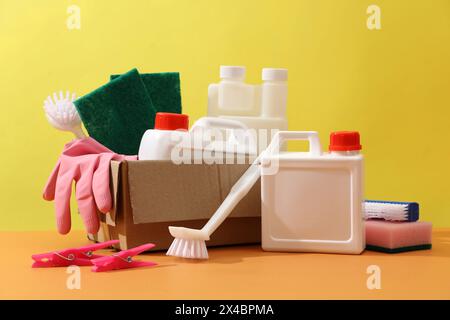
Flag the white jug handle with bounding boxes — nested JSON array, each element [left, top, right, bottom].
[[190, 117, 248, 132], [190, 117, 255, 153], [266, 131, 322, 156]]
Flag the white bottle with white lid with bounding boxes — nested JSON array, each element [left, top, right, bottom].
[[208, 66, 259, 116], [261, 68, 288, 119], [208, 66, 288, 149], [261, 131, 365, 254]]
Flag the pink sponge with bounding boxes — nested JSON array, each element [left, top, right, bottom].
[[365, 220, 432, 253]]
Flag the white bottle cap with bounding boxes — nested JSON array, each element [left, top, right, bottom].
[[220, 66, 246, 80], [262, 68, 288, 81]]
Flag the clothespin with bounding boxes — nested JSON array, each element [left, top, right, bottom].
[[91, 243, 157, 272], [32, 240, 119, 268]]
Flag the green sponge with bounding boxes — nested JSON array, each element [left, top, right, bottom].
[[111, 72, 182, 114], [74, 68, 156, 155]]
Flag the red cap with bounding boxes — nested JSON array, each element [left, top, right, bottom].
[[154, 112, 189, 131], [329, 131, 362, 151]]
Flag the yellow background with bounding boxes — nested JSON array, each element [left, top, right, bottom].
[[0, 0, 449, 230]]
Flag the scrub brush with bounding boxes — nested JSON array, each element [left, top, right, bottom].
[[166, 131, 283, 259], [364, 200, 419, 222], [166, 161, 261, 259], [44, 91, 86, 138]]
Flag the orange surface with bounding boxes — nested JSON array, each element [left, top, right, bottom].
[[1, 230, 449, 300]]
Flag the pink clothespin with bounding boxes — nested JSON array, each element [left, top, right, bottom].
[[32, 240, 119, 268], [91, 243, 157, 272]]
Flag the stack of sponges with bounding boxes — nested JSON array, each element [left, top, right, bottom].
[[74, 68, 182, 155], [364, 200, 432, 253]]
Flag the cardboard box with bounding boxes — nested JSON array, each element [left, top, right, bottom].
[[89, 160, 261, 251]]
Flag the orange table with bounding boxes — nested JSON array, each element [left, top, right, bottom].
[[1, 230, 449, 299]]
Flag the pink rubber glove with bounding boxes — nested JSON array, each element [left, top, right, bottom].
[[43, 138, 137, 234]]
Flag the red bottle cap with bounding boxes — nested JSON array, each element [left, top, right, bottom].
[[329, 131, 362, 151], [154, 112, 189, 131]]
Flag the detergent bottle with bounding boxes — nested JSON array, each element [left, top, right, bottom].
[[138, 112, 189, 160], [208, 66, 259, 117], [260, 131, 365, 254], [261, 68, 288, 120], [138, 112, 253, 161], [208, 66, 288, 150]]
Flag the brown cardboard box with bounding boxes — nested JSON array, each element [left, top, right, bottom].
[[88, 160, 261, 251]]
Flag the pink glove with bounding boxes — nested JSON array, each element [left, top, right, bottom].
[[43, 138, 137, 234]]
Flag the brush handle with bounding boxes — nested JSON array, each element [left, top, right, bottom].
[[71, 125, 86, 139], [201, 131, 291, 238], [202, 162, 261, 237], [201, 131, 281, 237]]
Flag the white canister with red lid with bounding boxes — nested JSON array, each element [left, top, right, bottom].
[[261, 131, 365, 254], [138, 112, 253, 161]]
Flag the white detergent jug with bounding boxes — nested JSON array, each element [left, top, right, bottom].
[[260, 131, 365, 254], [208, 66, 288, 148], [208, 66, 259, 117], [138, 112, 252, 161]]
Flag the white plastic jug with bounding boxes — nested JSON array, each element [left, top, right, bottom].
[[208, 66, 259, 116], [138, 112, 252, 161], [260, 131, 365, 254], [208, 66, 288, 148]]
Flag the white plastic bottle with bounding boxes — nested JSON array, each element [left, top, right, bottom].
[[261, 68, 288, 119], [208, 66, 258, 117], [138, 112, 253, 160], [138, 112, 189, 160], [208, 66, 288, 149], [261, 131, 365, 254]]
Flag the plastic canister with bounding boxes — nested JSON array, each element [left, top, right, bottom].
[[208, 66, 288, 149], [208, 66, 259, 117], [260, 131, 365, 254], [138, 113, 254, 161]]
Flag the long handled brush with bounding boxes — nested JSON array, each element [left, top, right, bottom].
[[166, 132, 284, 259], [166, 161, 261, 259]]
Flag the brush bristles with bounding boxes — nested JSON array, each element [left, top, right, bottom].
[[43, 91, 81, 130], [364, 202, 408, 221], [166, 238, 209, 259]]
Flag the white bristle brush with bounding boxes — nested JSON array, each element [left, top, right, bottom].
[[166, 161, 261, 259], [364, 200, 419, 222], [166, 132, 283, 259], [43, 91, 86, 139]]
